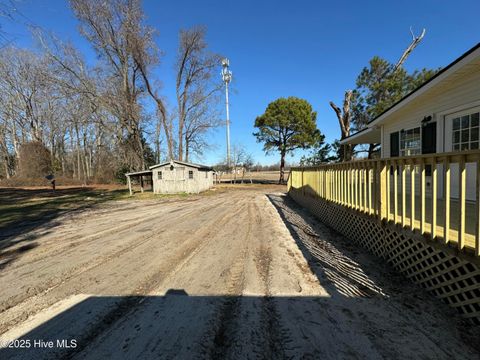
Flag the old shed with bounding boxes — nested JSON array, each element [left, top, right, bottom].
[[126, 160, 214, 195], [151, 160, 214, 194]]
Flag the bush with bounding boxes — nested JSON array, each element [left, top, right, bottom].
[[114, 165, 130, 185], [17, 141, 53, 179]]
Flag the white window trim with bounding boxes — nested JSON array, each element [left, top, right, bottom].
[[444, 105, 480, 152], [399, 126, 421, 157]]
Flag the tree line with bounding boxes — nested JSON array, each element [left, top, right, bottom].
[[0, 0, 223, 183]]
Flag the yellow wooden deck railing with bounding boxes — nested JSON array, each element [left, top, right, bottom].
[[288, 150, 480, 257]]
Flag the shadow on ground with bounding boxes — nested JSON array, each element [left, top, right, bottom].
[[1, 287, 479, 360]]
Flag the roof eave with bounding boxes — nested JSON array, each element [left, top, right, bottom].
[[340, 126, 381, 145]]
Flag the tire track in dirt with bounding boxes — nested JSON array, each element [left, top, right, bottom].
[[0, 193, 233, 313], [0, 197, 238, 334], [253, 199, 289, 359], [200, 203, 252, 360], [63, 201, 252, 360], [2, 201, 241, 359], [1, 195, 225, 273]]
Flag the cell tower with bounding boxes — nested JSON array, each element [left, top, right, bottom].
[[221, 58, 232, 168]]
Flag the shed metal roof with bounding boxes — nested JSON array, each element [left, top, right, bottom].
[[125, 170, 153, 177], [149, 160, 213, 171]]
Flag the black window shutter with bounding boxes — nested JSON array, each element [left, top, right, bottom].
[[390, 132, 399, 157], [422, 122, 436, 154]]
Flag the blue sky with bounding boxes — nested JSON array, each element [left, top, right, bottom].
[[2, 0, 480, 165]]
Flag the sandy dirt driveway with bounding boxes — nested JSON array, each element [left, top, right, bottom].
[[0, 185, 478, 359]]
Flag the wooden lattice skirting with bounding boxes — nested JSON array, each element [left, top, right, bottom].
[[289, 188, 480, 323]]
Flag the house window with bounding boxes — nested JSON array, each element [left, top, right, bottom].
[[158, 171, 162, 180], [188, 170, 194, 179], [452, 112, 479, 150], [400, 127, 421, 156], [205, 171, 208, 178]]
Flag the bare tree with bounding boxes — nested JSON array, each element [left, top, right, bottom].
[[70, 0, 153, 170], [0, 1, 223, 184], [391, 28, 426, 75], [329, 90, 353, 161], [183, 92, 222, 162], [174, 26, 222, 161]]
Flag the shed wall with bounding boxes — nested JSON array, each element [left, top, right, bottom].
[[152, 164, 213, 194]]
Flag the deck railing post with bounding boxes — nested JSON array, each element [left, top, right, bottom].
[[379, 160, 388, 221], [401, 160, 406, 228], [352, 166, 355, 208], [347, 167, 350, 207], [338, 166, 341, 203], [411, 162, 416, 231], [363, 165, 367, 213], [444, 158, 451, 244], [354, 165, 359, 209], [476, 159, 480, 256], [431, 158, 438, 239], [394, 161, 398, 224], [420, 159, 426, 235], [325, 168, 328, 199], [386, 161, 391, 222], [458, 156, 466, 250], [366, 163, 373, 215], [373, 161, 378, 217]]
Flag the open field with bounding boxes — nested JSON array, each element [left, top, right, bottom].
[[216, 170, 288, 184], [0, 184, 478, 359]]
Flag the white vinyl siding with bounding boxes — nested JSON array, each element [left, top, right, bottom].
[[381, 67, 480, 157]]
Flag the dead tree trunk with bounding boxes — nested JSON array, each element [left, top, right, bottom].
[[329, 90, 353, 162], [392, 28, 426, 74], [367, 143, 380, 159]]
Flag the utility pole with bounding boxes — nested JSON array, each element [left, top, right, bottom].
[[221, 58, 232, 168]]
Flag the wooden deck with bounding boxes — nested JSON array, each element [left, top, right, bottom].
[[389, 194, 476, 249], [289, 150, 480, 257]]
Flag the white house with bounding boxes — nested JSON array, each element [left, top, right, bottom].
[[341, 42, 480, 200]]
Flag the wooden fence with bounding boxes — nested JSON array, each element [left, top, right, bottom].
[[289, 150, 480, 258]]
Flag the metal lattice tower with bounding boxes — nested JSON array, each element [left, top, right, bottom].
[[221, 58, 232, 168]]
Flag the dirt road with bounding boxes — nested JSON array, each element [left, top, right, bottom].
[[0, 185, 478, 359]]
